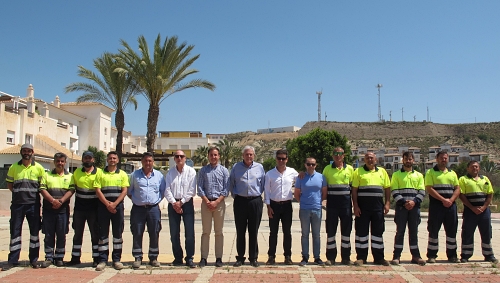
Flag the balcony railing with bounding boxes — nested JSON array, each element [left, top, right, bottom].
[[57, 122, 68, 129]]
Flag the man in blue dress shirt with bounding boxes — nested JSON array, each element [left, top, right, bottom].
[[230, 145, 266, 267], [128, 152, 166, 269], [197, 146, 229, 267]]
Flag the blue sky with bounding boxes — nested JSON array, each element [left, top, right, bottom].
[[1, 1, 499, 136]]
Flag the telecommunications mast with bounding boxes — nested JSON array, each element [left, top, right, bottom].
[[376, 84, 383, 121], [316, 89, 322, 122]]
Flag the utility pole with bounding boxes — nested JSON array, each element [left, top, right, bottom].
[[316, 90, 322, 122], [401, 107, 404, 121], [390, 110, 392, 121], [414, 115, 416, 122], [427, 106, 429, 121], [325, 111, 327, 121], [376, 84, 383, 121]]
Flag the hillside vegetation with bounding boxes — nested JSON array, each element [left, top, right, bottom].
[[229, 121, 500, 161]]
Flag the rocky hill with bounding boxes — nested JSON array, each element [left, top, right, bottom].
[[229, 121, 500, 160]]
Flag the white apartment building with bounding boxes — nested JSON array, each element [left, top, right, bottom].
[[0, 84, 113, 170]]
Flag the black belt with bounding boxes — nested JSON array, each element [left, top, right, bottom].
[[175, 198, 193, 203], [207, 197, 219, 201], [236, 195, 261, 200], [134, 203, 158, 208], [271, 199, 292, 204]]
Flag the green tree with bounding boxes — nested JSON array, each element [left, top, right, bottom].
[[480, 157, 498, 174], [65, 52, 138, 161], [286, 128, 352, 172], [216, 139, 241, 168], [453, 161, 468, 178], [116, 34, 216, 152], [87, 146, 106, 168], [192, 145, 209, 166], [262, 157, 276, 172]]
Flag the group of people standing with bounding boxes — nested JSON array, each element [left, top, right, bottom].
[[2, 143, 497, 271]]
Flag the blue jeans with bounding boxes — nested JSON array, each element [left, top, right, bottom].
[[168, 199, 195, 262], [8, 203, 41, 264], [42, 208, 69, 261], [130, 204, 162, 261], [299, 208, 322, 260]]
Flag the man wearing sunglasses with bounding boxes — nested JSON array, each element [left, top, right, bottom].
[[322, 148, 354, 266], [230, 146, 265, 267], [264, 149, 298, 265], [165, 150, 197, 268], [352, 152, 391, 266], [294, 157, 327, 267]]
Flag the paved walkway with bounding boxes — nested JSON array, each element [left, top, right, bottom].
[[0, 197, 499, 282]]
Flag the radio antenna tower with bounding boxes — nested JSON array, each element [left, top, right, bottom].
[[316, 89, 322, 122], [376, 84, 383, 121]]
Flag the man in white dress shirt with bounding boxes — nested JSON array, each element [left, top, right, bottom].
[[165, 150, 197, 268], [264, 149, 298, 265]]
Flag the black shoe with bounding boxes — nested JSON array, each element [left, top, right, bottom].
[[460, 258, 468, 263], [215, 258, 223, 267], [374, 259, 390, 266], [66, 259, 81, 266], [266, 256, 276, 265], [299, 257, 308, 266], [250, 260, 260, 267], [2, 263, 18, 271], [448, 257, 460, 263], [341, 259, 353, 265], [233, 260, 243, 267], [284, 256, 293, 265], [186, 259, 196, 268], [41, 260, 52, 268], [314, 258, 325, 266], [199, 258, 207, 268], [170, 259, 183, 266], [55, 260, 64, 267], [30, 261, 40, 269]]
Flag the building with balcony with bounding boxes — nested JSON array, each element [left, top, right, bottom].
[[0, 84, 113, 170]]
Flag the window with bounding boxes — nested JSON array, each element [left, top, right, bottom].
[[104, 127, 107, 135], [69, 123, 73, 134], [157, 144, 162, 150], [4, 164, 12, 168], [169, 145, 178, 150], [104, 142, 107, 150], [25, 134, 33, 145], [181, 145, 189, 149], [6, 131, 15, 144], [61, 142, 67, 148]]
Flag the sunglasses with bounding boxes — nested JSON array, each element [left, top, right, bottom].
[[174, 155, 185, 159], [306, 163, 316, 167], [333, 152, 344, 156], [276, 157, 287, 161]]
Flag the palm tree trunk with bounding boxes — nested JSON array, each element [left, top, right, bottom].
[[115, 110, 125, 167], [146, 103, 160, 152]]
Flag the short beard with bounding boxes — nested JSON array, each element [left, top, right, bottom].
[[22, 154, 32, 160], [82, 162, 94, 168]]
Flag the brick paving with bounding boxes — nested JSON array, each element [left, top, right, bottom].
[[1, 198, 500, 282], [0, 262, 498, 282]]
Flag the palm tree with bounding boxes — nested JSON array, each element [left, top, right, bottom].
[[192, 145, 209, 166], [65, 53, 138, 160], [116, 34, 216, 152], [216, 139, 241, 168]]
